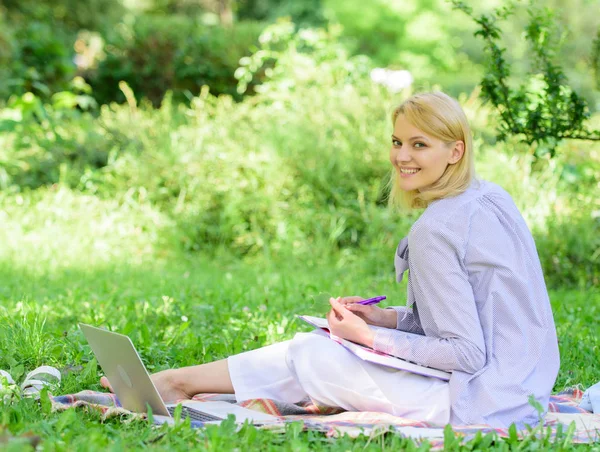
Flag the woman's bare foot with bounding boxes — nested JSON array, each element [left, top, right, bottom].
[[150, 369, 193, 403], [100, 369, 193, 403], [99, 376, 114, 392]]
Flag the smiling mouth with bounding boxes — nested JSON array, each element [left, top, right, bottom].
[[400, 168, 421, 174]]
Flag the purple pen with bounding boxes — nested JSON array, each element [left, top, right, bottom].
[[356, 295, 386, 306]]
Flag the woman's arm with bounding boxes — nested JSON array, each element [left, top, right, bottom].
[[385, 306, 426, 335], [337, 299, 425, 334], [372, 222, 486, 374]]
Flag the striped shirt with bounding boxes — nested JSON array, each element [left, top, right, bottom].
[[372, 179, 560, 428]]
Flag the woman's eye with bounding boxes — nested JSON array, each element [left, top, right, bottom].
[[392, 140, 401, 146], [414, 142, 426, 148]]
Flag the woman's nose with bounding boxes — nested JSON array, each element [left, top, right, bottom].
[[394, 146, 411, 164]]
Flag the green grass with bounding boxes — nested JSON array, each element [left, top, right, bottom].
[[0, 180, 599, 450], [0, 243, 599, 450]]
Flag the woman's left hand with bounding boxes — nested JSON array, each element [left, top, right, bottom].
[[326, 297, 375, 348]]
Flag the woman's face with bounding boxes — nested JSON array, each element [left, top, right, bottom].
[[390, 114, 464, 192]]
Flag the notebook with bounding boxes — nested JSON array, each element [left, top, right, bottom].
[[296, 315, 451, 381]]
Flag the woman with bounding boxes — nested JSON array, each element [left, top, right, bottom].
[[102, 92, 560, 428]]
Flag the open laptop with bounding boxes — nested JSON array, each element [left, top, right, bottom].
[[79, 323, 278, 425]]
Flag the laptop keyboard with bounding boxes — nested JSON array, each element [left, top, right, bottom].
[[167, 405, 223, 422]]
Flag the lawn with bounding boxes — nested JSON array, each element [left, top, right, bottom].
[[0, 203, 598, 450]]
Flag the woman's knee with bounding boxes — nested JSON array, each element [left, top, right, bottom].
[[285, 332, 346, 377]]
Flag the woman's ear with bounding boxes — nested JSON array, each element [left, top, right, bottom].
[[448, 141, 465, 164]]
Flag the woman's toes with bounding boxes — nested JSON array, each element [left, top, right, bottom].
[[100, 376, 113, 392]]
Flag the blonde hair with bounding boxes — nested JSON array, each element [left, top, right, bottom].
[[388, 91, 474, 210]]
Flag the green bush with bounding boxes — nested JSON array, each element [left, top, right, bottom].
[[89, 15, 265, 105], [0, 0, 126, 102], [536, 213, 600, 289], [0, 14, 14, 101], [1, 20, 599, 288], [2, 0, 126, 34], [90, 23, 402, 254], [531, 147, 600, 289], [0, 18, 75, 100], [0, 79, 105, 190], [237, 0, 327, 26]]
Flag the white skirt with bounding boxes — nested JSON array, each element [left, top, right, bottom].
[[227, 332, 450, 424]]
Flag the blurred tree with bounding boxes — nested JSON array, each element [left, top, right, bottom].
[[236, 0, 326, 26], [89, 14, 264, 105], [217, 0, 234, 26], [453, 1, 600, 159], [540, 0, 600, 106], [482, 0, 600, 111], [151, 0, 234, 25], [143, 0, 205, 15], [1, 0, 126, 33], [593, 27, 600, 90], [0, 0, 127, 100], [0, 11, 75, 99], [320, 0, 600, 100], [320, 0, 484, 95]]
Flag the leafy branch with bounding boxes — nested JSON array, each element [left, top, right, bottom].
[[452, 1, 600, 159]]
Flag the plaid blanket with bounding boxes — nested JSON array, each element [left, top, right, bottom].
[[51, 387, 600, 447]]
